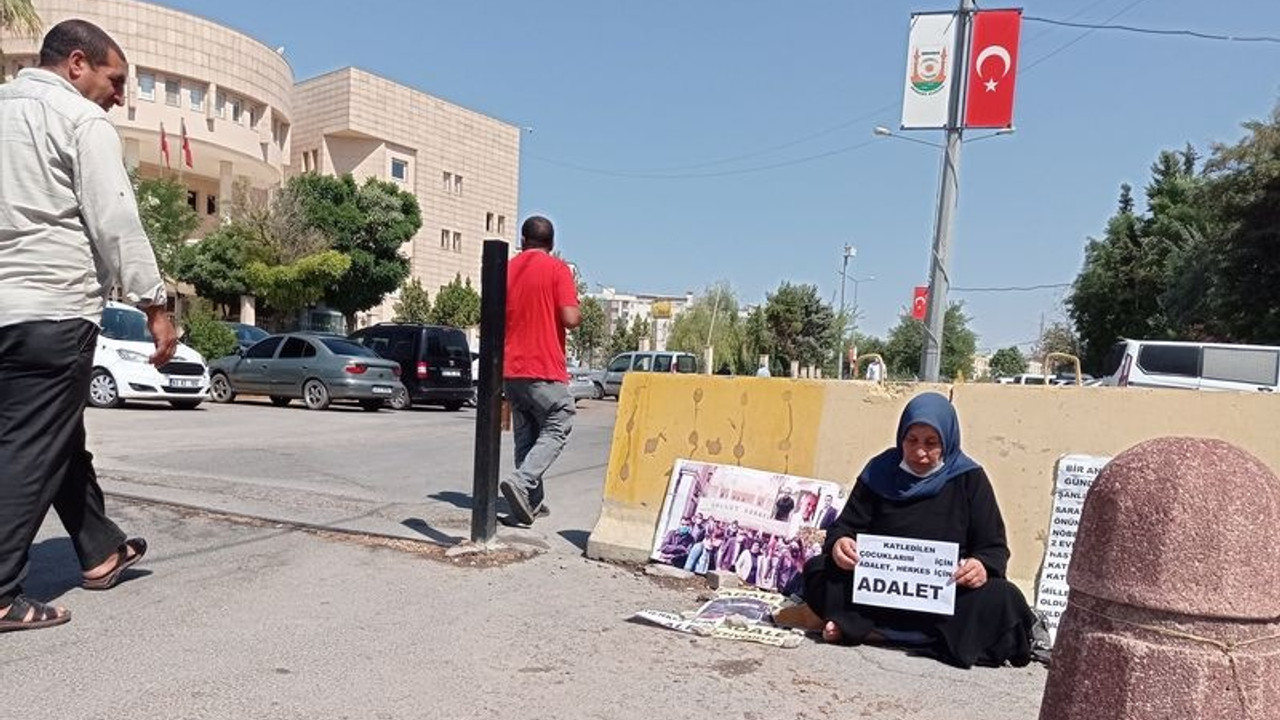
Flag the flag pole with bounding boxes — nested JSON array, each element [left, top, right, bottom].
[[919, 0, 973, 382]]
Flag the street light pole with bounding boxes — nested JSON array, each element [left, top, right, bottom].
[[919, 0, 974, 382], [836, 245, 855, 380]]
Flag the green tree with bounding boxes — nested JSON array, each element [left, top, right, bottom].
[[762, 282, 838, 375], [0, 0, 40, 69], [430, 273, 481, 328], [392, 278, 432, 323], [291, 174, 420, 329], [882, 303, 978, 380], [988, 346, 1027, 378], [570, 295, 607, 366], [181, 298, 237, 361], [244, 251, 350, 319], [740, 305, 772, 373], [134, 174, 200, 278], [667, 283, 744, 373], [175, 226, 255, 313]]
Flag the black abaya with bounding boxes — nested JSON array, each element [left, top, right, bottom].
[[802, 468, 1035, 668]]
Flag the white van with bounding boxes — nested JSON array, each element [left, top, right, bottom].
[[1101, 339, 1279, 393], [90, 302, 210, 409]]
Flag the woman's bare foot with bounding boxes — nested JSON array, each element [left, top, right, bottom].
[[822, 620, 845, 643], [772, 603, 825, 633]]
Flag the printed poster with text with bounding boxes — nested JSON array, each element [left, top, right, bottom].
[[852, 534, 959, 615], [1034, 454, 1111, 645]]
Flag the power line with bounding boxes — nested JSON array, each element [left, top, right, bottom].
[[1023, 16, 1280, 45], [951, 283, 1072, 293], [1021, 0, 1152, 72]]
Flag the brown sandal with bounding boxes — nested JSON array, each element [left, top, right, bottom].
[[82, 537, 147, 591], [0, 596, 71, 632]]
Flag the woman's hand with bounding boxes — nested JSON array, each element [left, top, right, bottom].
[[953, 557, 988, 589], [832, 537, 860, 572]]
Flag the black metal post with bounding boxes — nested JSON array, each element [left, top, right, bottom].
[[471, 239, 508, 544]]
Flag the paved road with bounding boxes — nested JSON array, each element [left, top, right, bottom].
[[5, 395, 1048, 719]]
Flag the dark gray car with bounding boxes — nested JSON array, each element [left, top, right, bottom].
[[208, 333, 405, 411]]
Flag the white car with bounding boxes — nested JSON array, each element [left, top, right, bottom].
[[89, 302, 210, 409]]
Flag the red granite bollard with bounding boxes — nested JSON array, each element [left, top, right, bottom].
[[1039, 437, 1280, 720]]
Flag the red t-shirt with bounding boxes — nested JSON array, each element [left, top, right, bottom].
[[504, 249, 578, 382]]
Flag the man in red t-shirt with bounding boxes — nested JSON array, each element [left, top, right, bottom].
[[499, 216, 581, 525]]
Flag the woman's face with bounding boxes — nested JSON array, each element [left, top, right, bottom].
[[902, 423, 944, 475]]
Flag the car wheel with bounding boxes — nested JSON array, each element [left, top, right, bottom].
[[359, 399, 383, 412], [389, 387, 411, 411], [88, 368, 123, 408], [269, 395, 291, 407], [302, 379, 330, 410], [592, 382, 604, 400], [443, 400, 463, 412], [209, 373, 235, 403]]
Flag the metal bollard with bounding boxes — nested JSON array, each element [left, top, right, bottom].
[[471, 239, 508, 544]]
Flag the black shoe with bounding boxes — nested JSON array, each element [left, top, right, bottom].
[[499, 479, 536, 525]]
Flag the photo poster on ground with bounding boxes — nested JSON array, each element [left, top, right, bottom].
[[632, 589, 801, 648], [1034, 454, 1111, 646], [851, 534, 959, 615], [649, 459, 848, 595]]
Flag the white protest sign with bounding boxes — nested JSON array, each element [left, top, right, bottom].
[[852, 534, 959, 615], [1034, 454, 1110, 645]]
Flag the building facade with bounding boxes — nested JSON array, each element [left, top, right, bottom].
[[590, 287, 694, 352], [2, 0, 519, 328]]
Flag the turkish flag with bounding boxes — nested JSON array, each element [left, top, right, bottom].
[[159, 122, 170, 168], [912, 286, 929, 321], [180, 118, 193, 168], [964, 9, 1021, 129]]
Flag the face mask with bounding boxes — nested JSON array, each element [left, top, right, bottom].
[[900, 458, 945, 479]]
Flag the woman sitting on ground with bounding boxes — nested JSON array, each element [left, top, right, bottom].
[[775, 392, 1036, 668]]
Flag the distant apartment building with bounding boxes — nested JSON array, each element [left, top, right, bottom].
[[591, 287, 694, 352], [2, 0, 519, 328]]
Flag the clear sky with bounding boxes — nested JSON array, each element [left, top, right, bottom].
[[156, 0, 1280, 352]]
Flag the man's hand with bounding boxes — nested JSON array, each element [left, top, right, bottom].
[[832, 536, 860, 572], [952, 557, 988, 589], [145, 305, 178, 367]]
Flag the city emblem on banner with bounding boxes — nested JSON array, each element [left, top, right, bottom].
[[908, 46, 949, 97]]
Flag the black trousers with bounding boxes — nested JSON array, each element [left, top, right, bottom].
[[0, 319, 126, 605]]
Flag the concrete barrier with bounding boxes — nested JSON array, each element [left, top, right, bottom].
[[588, 375, 1280, 593]]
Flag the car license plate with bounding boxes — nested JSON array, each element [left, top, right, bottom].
[[169, 377, 200, 388], [442, 369, 461, 377], [372, 385, 393, 395]]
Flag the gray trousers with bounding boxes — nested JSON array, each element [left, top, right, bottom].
[[504, 380, 574, 508]]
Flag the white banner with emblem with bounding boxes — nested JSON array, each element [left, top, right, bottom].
[[901, 12, 959, 129]]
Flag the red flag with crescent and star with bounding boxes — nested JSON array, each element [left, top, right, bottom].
[[964, 9, 1022, 129], [912, 286, 929, 321]]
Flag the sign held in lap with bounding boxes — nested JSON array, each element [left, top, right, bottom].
[[853, 534, 959, 615]]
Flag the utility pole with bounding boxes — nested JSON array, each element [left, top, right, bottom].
[[919, 0, 974, 382], [836, 245, 855, 380]]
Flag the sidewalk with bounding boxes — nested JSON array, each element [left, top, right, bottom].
[[8, 498, 1048, 720]]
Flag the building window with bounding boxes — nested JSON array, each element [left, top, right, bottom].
[[452, 231, 462, 253], [440, 229, 450, 249], [309, 150, 320, 171], [454, 174, 463, 195], [497, 215, 506, 234], [164, 77, 180, 107], [206, 195, 218, 216], [215, 91, 226, 118], [391, 159, 408, 181], [137, 72, 155, 101], [230, 97, 243, 124], [442, 171, 452, 191], [187, 190, 198, 211], [187, 84, 205, 111], [485, 212, 494, 232]]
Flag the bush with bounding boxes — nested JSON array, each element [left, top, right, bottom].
[[182, 300, 237, 361]]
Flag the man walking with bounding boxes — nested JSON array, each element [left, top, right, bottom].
[[0, 20, 176, 632], [499, 216, 580, 525]]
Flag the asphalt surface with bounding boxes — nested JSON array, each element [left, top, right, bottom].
[[6, 397, 1048, 719]]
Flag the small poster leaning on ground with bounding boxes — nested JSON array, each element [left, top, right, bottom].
[[650, 459, 848, 595]]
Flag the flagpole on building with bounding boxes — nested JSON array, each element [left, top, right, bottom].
[[918, 0, 974, 383]]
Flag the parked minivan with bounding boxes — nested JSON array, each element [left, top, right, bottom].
[[1102, 339, 1280, 393], [600, 350, 698, 399], [349, 323, 474, 410]]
